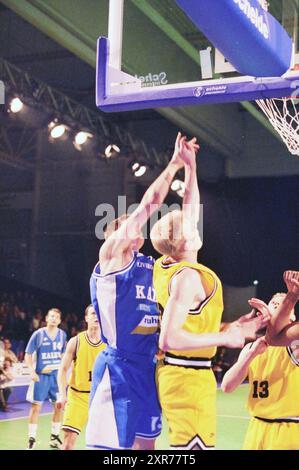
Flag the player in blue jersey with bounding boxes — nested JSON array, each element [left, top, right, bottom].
[[25, 308, 67, 450], [87, 133, 197, 450]]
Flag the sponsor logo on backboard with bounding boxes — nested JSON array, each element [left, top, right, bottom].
[[194, 85, 228, 98], [233, 0, 270, 39]]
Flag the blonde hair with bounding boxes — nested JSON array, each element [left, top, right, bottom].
[[150, 210, 186, 257]]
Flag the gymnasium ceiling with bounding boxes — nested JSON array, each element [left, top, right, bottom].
[[1, 0, 299, 179]]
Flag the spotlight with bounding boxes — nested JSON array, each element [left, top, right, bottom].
[[50, 124, 66, 139], [171, 180, 182, 192], [73, 131, 93, 151], [171, 180, 185, 198], [253, 280, 259, 286], [48, 121, 68, 141], [105, 144, 120, 159], [132, 162, 147, 177], [9, 97, 24, 113]]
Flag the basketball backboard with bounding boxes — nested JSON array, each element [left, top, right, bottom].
[[96, 0, 299, 113]]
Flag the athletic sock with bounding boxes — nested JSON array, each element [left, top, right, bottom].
[[28, 424, 37, 439], [51, 422, 61, 436]]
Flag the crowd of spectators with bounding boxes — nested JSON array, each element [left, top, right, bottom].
[[0, 288, 85, 362], [0, 284, 85, 411]]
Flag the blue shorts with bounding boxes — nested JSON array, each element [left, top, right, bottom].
[[26, 372, 58, 404], [86, 347, 162, 450]]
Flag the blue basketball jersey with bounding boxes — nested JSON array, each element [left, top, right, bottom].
[[25, 328, 67, 374], [90, 252, 159, 359]]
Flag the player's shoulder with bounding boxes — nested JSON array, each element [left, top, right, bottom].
[[91, 262, 101, 278], [171, 267, 200, 292], [175, 266, 200, 281], [59, 328, 67, 339], [30, 327, 45, 340], [66, 335, 78, 353]]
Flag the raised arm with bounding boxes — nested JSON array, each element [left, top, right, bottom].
[[57, 337, 77, 409], [159, 269, 261, 352], [100, 133, 186, 260], [179, 139, 201, 249], [265, 277, 299, 345], [250, 273, 299, 346], [181, 139, 200, 222], [221, 337, 268, 393], [269, 271, 299, 335]]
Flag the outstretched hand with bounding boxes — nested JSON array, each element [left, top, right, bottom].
[[179, 137, 200, 166], [170, 132, 186, 169], [235, 309, 256, 326], [224, 314, 265, 348], [239, 314, 265, 340], [170, 132, 200, 169], [284, 271, 299, 296], [248, 298, 271, 326]]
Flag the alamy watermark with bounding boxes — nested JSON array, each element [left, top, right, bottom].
[[0, 81, 4, 105], [95, 196, 203, 243]]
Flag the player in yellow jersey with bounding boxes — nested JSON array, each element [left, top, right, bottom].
[[57, 305, 106, 450], [261, 271, 299, 347], [150, 138, 264, 450], [222, 290, 299, 450]]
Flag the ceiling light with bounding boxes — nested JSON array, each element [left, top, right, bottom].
[[10, 97, 24, 113], [105, 144, 120, 159]]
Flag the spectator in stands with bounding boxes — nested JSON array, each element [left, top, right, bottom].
[[0, 358, 14, 411], [0, 302, 8, 327], [8, 305, 28, 360], [0, 323, 4, 342], [3, 338, 18, 363], [69, 326, 78, 338], [68, 313, 78, 330], [30, 309, 43, 332]]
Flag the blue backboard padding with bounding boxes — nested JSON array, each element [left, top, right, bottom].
[[96, 37, 299, 112], [175, 0, 292, 77], [98, 78, 299, 112]]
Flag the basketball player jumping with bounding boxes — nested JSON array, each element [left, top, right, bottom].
[[86, 133, 197, 450], [150, 138, 265, 450]]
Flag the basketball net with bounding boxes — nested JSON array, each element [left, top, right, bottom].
[[256, 94, 299, 156], [255, 22, 299, 157]]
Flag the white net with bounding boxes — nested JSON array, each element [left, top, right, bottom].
[[256, 97, 299, 156]]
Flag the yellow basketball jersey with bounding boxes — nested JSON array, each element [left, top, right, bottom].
[[247, 346, 299, 419], [153, 256, 223, 359], [69, 331, 106, 392]]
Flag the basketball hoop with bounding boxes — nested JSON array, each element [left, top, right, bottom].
[[256, 95, 299, 156]]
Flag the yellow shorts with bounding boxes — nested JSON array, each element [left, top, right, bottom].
[[62, 388, 90, 435], [243, 417, 299, 450], [157, 363, 217, 449]]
